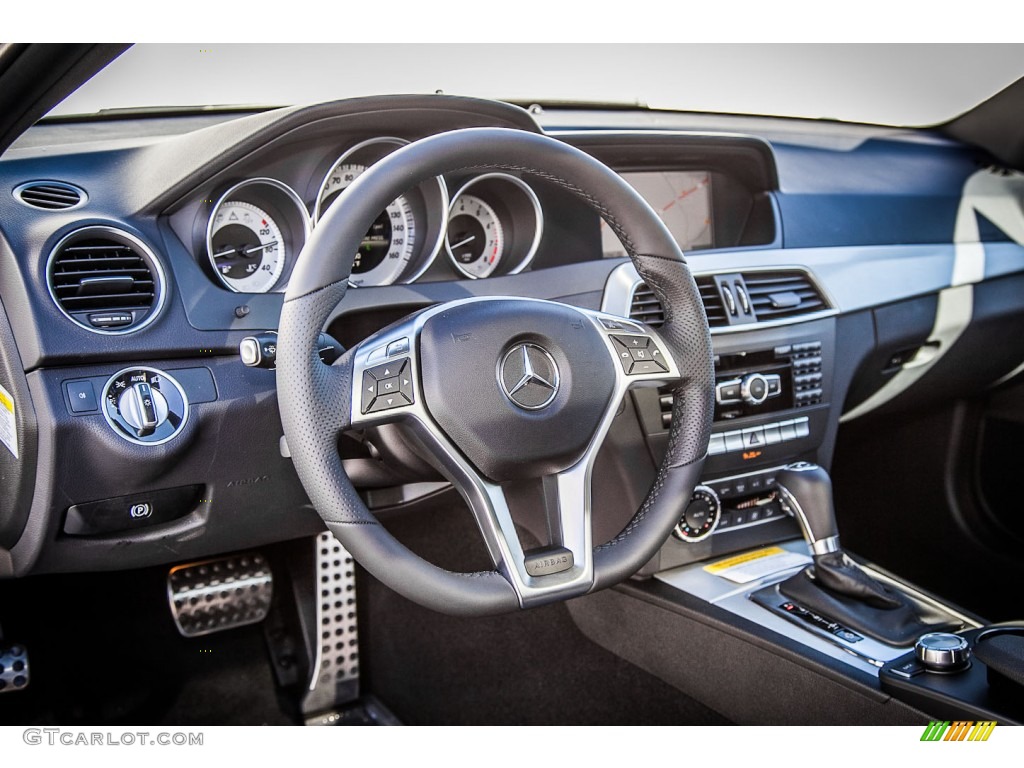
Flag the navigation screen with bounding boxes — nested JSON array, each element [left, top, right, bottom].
[[601, 171, 713, 256]]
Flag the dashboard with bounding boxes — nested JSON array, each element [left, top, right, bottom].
[[2, 93, 1024, 581]]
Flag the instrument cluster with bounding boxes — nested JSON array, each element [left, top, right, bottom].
[[202, 137, 545, 293]]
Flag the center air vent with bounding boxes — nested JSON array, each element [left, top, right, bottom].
[[47, 227, 165, 334], [743, 271, 827, 321], [628, 269, 829, 329], [14, 181, 86, 211]]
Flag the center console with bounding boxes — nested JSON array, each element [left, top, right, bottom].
[[592, 262, 1024, 726]]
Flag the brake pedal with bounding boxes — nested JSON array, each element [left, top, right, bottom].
[[0, 642, 29, 693], [168, 553, 273, 637]]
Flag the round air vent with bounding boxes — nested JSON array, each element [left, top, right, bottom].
[[46, 226, 166, 334], [14, 180, 87, 211]]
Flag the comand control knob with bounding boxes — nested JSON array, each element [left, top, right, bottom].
[[101, 367, 189, 445], [672, 485, 721, 543], [740, 373, 770, 405], [914, 632, 971, 673]]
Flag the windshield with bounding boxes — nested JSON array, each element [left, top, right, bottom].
[[51, 43, 1024, 127]]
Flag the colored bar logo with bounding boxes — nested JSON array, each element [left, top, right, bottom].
[[920, 721, 997, 741]]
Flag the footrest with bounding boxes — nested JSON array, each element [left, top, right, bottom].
[[168, 553, 273, 637], [0, 643, 29, 693]]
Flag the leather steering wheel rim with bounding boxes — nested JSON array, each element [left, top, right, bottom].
[[278, 127, 715, 616]]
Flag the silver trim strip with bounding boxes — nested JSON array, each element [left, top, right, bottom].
[[14, 180, 88, 211], [206, 177, 312, 294], [601, 262, 838, 334], [45, 225, 168, 336], [446, 172, 544, 279]]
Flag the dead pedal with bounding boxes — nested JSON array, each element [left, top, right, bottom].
[[168, 552, 273, 637], [0, 643, 29, 693]]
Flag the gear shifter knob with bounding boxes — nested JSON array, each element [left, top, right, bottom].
[[776, 462, 840, 555]]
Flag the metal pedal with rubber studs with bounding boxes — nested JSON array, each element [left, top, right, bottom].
[[167, 553, 273, 637], [0, 643, 29, 694]]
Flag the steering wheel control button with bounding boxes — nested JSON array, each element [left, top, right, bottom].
[[524, 547, 574, 577], [609, 334, 669, 375], [361, 358, 413, 414], [915, 632, 971, 673], [64, 379, 99, 413], [672, 485, 721, 542], [101, 367, 188, 445], [499, 343, 559, 410], [386, 337, 410, 357]]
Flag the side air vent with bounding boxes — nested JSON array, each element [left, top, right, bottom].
[[14, 181, 86, 211], [743, 271, 827, 321], [47, 227, 166, 334]]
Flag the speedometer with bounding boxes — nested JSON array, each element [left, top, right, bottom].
[[314, 137, 448, 287], [317, 163, 416, 287], [209, 201, 286, 293]]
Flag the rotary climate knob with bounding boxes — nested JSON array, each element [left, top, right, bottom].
[[915, 632, 971, 673], [672, 485, 721, 542]]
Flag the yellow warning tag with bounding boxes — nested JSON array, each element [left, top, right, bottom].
[[0, 382, 17, 459], [703, 546, 810, 584]]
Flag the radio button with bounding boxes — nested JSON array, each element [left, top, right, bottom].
[[795, 418, 810, 438], [779, 420, 798, 441], [763, 423, 783, 444], [723, 430, 744, 453], [765, 374, 782, 396], [716, 379, 743, 404], [708, 434, 726, 455]]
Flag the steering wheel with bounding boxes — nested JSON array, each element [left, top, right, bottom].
[[277, 127, 714, 616]]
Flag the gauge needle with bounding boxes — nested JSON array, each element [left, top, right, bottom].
[[448, 235, 476, 251], [243, 241, 278, 255], [212, 247, 240, 259]]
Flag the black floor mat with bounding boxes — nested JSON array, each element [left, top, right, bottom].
[[0, 565, 294, 726], [361, 500, 731, 725]]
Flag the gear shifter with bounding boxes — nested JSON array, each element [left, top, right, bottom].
[[774, 462, 960, 646], [776, 462, 901, 609]]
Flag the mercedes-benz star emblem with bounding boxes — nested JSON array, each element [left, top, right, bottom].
[[499, 343, 560, 410]]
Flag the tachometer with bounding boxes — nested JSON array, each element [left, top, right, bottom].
[[209, 201, 286, 293], [446, 194, 504, 278], [445, 173, 543, 280]]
